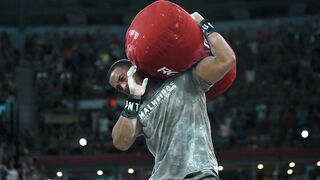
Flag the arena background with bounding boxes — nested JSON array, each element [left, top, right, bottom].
[[0, 0, 320, 179]]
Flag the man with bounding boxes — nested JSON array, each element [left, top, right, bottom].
[[107, 12, 236, 180]]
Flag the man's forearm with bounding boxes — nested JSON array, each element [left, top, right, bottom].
[[195, 26, 236, 84], [112, 116, 138, 151], [207, 32, 236, 64]]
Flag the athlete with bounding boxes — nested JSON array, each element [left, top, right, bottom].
[[107, 13, 236, 179]]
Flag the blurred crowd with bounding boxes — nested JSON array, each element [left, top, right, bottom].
[[29, 30, 123, 114], [0, 32, 18, 109], [0, 17, 320, 179], [0, 130, 41, 180], [25, 30, 126, 155], [0, 32, 41, 180], [210, 19, 320, 151]]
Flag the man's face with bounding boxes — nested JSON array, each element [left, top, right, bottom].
[[108, 66, 131, 95]]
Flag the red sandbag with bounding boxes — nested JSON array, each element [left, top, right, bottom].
[[125, 0, 236, 99], [126, 0, 210, 78], [206, 64, 237, 99]]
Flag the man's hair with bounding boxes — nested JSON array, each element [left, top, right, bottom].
[[106, 59, 132, 83]]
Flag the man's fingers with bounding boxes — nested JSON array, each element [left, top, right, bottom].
[[141, 78, 148, 89], [127, 66, 137, 88], [127, 65, 137, 77], [190, 12, 204, 24], [126, 65, 148, 96], [128, 76, 135, 88], [190, 12, 199, 19]]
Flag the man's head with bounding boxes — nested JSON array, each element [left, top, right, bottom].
[[107, 59, 141, 95]]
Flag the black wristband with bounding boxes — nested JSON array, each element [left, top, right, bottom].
[[121, 95, 142, 119], [199, 19, 215, 38]]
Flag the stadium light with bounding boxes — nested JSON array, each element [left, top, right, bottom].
[[79, 138, 87, 146], [128, 168, 134, 174], [289, 162, 295, 168], [257, 164, 264, 170], [56, 171, 63, 177], [218, 166, 224, 171], [301, 130, 309, 138], [97, 170, 103, 176], [317, 161, 320, 167], [287, 169, 293, 175]]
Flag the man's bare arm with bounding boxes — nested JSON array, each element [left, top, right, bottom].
[[112, 116, 142, 151], [191, 12, 236, 85], [111, 65, 148, 151]]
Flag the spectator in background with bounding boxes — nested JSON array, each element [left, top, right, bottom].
[[255, 103, 268, 127], [219, 115, 233, 138], [245, 69, 255, 84], [296, 103, 309, 127], [6, 160, 18, 180], [0, 157, 7, 180], [99, 115, 110, 139]]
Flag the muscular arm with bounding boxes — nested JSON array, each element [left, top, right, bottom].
[[112, 116, 142, 151], [196, 33, 236, 84], [192, 13, 236, 85], [111, 66, 147, 151]]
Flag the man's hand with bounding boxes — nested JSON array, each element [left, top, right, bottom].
[[127, 65, 148, 96], [191, 12, 215, 39]]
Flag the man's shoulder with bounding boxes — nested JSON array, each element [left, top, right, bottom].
[[168, 68, 194, 81]]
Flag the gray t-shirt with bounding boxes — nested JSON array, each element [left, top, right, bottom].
[[138, 68, 218, 180]]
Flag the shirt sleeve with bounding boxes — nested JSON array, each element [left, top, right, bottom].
[[191, 67, 213, 93]]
